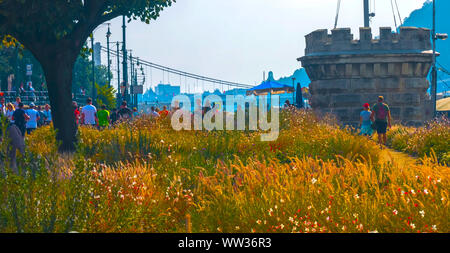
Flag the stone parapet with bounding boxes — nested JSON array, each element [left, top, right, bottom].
[[305, 27, 431, 56], [299, 26, 434, 126]]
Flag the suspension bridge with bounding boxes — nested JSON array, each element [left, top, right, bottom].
[[0, 45, 257, 109]]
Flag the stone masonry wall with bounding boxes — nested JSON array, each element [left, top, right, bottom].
[[299, 27, 434, 126]]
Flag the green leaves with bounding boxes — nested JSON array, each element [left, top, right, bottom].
[[95, 83, 117, 109]]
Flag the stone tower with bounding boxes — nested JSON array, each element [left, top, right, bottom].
[[299, 27, 435, 126]]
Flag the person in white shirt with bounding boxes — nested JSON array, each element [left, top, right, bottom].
[[150, 106, 159, 118], [81, 98, 98, 126], [25, 102, 40, 135], [0, 97, 6, 116], [14, 97, 21, 109]]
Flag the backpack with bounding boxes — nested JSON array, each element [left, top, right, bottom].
[[375, 103, 387, 121]]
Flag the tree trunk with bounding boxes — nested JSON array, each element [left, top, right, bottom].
[[39, 48, 78, 153]]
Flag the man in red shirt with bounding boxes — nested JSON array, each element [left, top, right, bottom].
[[73, 101, 80, 125], [158, 105, 169, 118]]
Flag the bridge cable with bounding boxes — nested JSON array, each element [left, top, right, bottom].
[[394, 0, 403, 26], [390, 0, 398, 28], [101, 46, 253, 89], [334, 0, 341, 29]]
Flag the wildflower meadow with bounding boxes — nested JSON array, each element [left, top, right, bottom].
[[0, 110, 448, 233]]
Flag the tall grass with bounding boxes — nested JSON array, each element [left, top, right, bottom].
[[0, 110, 448, 233], [387, 117, 450, 165]]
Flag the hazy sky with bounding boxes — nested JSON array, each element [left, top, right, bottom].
[[94, 0, 427, 92]]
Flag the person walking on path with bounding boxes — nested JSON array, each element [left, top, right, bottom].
[[43, 104, 52, 125], [150, 106, 159, 118], [36, 105, 45, 127], [5, 103, 15, 123], [0, 97, 6, 116], [371, 96, 392, 147], [81, 98, 98, 127], [159, 105, 169, 118], [73, 101, 81, 126], [110, 108, 118, 125], [25, 102, 40, 135], [132, 107, 139, 118], [12, 102, 29, 137], [117, 101, 133, 121], [359, 103, 373, 136], [13, 97, 21, 109], [2, 123, 25, 174], [97, 104, 110, 130]]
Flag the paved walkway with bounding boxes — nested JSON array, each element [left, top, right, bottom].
[[378, 146, 419, 169]]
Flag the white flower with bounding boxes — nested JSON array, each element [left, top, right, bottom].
[[393, 209, 398, 215], [256, 220, 262, 224], [280, 199, 285, 203], [410, 223, 416, 229], [160, 140, 165, 143], [419, 210, 425, 218], [311, 178, 317, 184], [280, 224, 285, 229], [424, 189, 429, 195], [354, 194, 360, 199], [289, 217, 294, 223], [432, 225, 437, 231]]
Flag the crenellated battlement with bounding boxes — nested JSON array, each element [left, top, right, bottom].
[[299, 26, 434, 126], [305, 27, 431, 56]]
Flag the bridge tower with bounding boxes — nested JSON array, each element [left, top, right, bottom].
[[299, 27, 435, 126]]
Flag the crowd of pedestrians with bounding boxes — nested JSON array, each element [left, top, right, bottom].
[[2, 95, 393, 145], [73, 98, 158, 130], [1, 96, 53, 137]]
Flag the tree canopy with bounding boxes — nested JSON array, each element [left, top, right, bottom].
[[0, 0, 174, 63], [0, 0, 175, 152]]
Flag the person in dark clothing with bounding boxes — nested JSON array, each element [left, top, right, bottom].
[[117, 101, 133, 120], [12, 102, 29, 137], [110, 108, 118, 125], [202, 100, 211, 116], [371, 96, 392, 146], [37, 105, 46, 127]]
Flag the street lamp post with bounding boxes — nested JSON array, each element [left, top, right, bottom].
[[432, 0, 437, 117], [116, 41, 121, 106], [129, 51, 134, 107], [292, 77, 296, 105], [106, 24, 111, 88], [122, 15, 128, 105], [91, 33, 96, 104], [431, 0, 448, 117]]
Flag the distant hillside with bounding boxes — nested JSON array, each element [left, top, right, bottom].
[[275, 68, 311, 88], [402, 0, 450, 93]]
